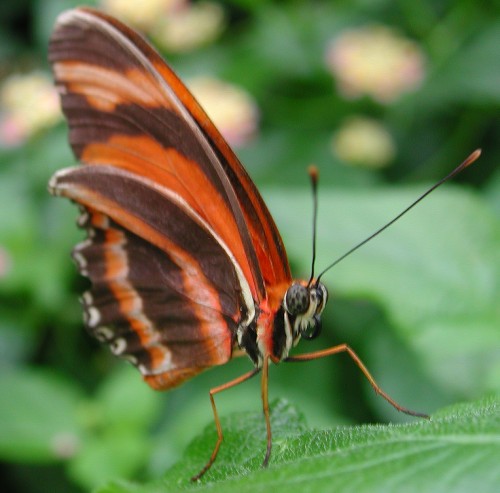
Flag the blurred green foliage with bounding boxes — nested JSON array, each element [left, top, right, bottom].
[[0, 0, 499, 492]]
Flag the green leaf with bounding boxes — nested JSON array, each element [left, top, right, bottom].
[[95, 366, 161, 432], [65, 366, 162, 490], [94, 395, 500, 493], [486, 168, 500, 219], [68, 429, 151, 491], [0, 368, 84, 462], [421, 20, 500, 105]]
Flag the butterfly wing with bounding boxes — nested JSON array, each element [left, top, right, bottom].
[[52, 165, 250, 388], [49, 8, 291, 388], [48, 7, 291, 297]]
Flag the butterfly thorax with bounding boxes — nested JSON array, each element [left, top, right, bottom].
[[237, 281, 328, 368]]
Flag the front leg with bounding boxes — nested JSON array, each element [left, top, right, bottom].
[[286, 344, 429, 419]]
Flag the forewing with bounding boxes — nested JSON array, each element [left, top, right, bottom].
[[48, 7, 291, 301]]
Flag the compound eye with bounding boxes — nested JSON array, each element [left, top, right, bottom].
[[285, 284, 310, 315]]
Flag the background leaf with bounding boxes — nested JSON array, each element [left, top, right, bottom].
[[0, 369, 84, 462]]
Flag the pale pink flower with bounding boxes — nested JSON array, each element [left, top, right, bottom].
[[51, 432, 80, 459], [0, 115, 27, 148], [187, 76, 259, 148], [100, 0, 186, 31], [326, 25, 425, 103], [0, 72, 60, 147], [153, 1, 225, 52]]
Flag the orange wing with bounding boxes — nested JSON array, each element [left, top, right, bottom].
[[48, 7, 292, 388], [49, 7, 291, 301]]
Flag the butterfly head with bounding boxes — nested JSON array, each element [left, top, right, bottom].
[[283, 281, 328, 341]]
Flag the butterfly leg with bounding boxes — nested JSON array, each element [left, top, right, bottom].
[[191, 367, 260, 481], [286, 344, 429, 419], [261, 355, 272, 467]]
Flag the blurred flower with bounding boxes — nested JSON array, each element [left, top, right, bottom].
[[188, 76, 259, 148], [153, 1, 225, 52], [0, 116, 26, 148], [0, 72, 60, 148], [100, 0, 186, 31], [51, 432, 80, 459], [331, 116, 396, 168], [100, 0, 224, 51], [326, 25, 425, 103]]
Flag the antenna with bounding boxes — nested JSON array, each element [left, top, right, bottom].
[[316, 149, 481, 283], [307, 165, 319, 287]]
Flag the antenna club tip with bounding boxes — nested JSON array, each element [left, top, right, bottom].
[[308, 165, 319, 183], [466, 148, 482, 166]]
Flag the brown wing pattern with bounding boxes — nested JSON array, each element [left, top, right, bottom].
[[51, 165, 247, 389], [48, 7, 291, 302]]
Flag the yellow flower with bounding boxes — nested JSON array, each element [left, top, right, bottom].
[[326, 25, 425, 103], [0, 72, 60, 147], [331, 116, 396, 168], [187, 76, 259, 147], [100, 0, 186, 31], [153, 1, 225, 52]]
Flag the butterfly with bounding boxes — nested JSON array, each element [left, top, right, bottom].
[[48, 7, 478, 480]]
